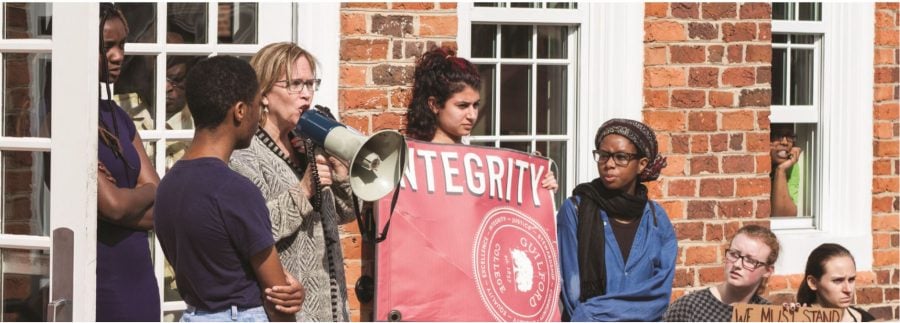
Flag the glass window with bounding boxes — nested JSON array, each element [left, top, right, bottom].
[[3, 53, 51, 138], [773, 2, 821, 21], [2, 151, 50, 236], [469, 22, 576, 206], [3, 3, 52, 39], [217, 3, 258, 44], [0, 248, 50, 321]]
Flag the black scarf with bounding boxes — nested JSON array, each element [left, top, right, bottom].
[[572, 178, 648, 302]]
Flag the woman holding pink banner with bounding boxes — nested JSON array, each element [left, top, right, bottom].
[[557, 118, 675, 321], [664, 225, 781, 321], [405, 47, 557, 191]]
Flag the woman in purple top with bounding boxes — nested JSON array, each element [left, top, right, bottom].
[[95, 3, 160, 321]]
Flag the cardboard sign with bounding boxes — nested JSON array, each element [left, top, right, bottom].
[[375, 140, 560, 321], [733, 304, 843, 322]]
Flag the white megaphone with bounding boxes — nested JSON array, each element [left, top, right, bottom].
[[296, 109, 407, 201]]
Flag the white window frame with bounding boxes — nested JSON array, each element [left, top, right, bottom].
[[457, 3, 645, 198], [770, 2, 874, 274]]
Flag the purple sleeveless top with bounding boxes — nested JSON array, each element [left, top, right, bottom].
[[96, 100, 160, 321]]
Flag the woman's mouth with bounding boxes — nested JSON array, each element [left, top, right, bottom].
[[776, 150, 788, 158]]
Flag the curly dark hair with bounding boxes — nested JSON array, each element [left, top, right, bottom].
[[406, 47, 481, 141], [185, 55, 259, 130]]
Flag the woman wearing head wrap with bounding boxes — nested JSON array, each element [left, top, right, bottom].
[[557, 118, 676, 321]]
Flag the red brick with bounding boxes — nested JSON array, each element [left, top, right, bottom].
[[687, 200, 716, 219], [740, 3, 771, 19], [709, 91, 733, 107], [676, 222, 705, 241], [340, 66, 367, 87], [645, 67, 686, 87], [673, 90, 707, 108], [708, 45, 724, 63], [872, 196, 893, 213], [372, 14, 413, 37], [736, 178, 769, 197], [875, 28, 900, 46], [768, 275, 789, 291], [875, 2, 899, 10], [686, 245, 719, 265], [646, 47, 667, 65], [875, 122, 894, 139], [661, 155, 687, 176], [756, 66, 771, 84], [874, 250, 898, 266], [721, 111, 755, 131], [723, 155, 754, 173], [699, 266, 726, 283], [875, 67, 900, 83], [669, 179, 697, 197], [689, 67, 719, 88], [739, 89, 771, 107], [705, 223, 724, 241], [857, 287, 884, 304], [757, 110, 770, 130], [691, 134, 710, 153], [645, 89, 670, 108], [873, 214, 900, 231], [727, 45, 743, 63], [719, 200, 753, 218], [873, 85, 894, 101], [688, 111, 717, 131], [875, 48, 896, 65], [756, 154, 771, 173], [671, 3, 699, 19], [874, 232, 892, 249], [657, 133, 671, 153], [710, 133, 728, 152], [729, 133, 744, 151], [645, 3, 668, 18], [722, 67, 756, 87], [702, 3, 737, 20], [691, 155, 719, 175], [873, 160, 893, 175], [672, 134, 690, 154], [341, 13, 367, 35], [341, 39, 389, 61], [644, 110, 686, 131], [874, 103, 899, 120], [722, 22, 757, 42], [420, 15, 457, 36], [745, 44, 771, 62], [389, 87, 412, 109], [342, 2, 388, 9], [671, 45, 706, 64], [372, 64, 415, 86], [645, 21, 686, 41], [373, 112, 405, 131], [439, 2, 457, 9], [746, 132, 770, 152], [673, 268, 695, 288], [341, 235, 362, 259], [688, 22, 718, 40], [661, 200, 685, 220], [700, 178, 735, 197], [391, 2, 434, 10], [340, 89, 389, 110], [758, 22, 771, 41], [874, 140, 899, 157]]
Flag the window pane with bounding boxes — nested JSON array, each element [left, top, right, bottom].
[[143, 141, 157, 169], [500, 65, 531, 135], [500, 25, 532, 59], [546, 3, 573, 9], [510, 2, 540, 8], [535, 141, 565, 207], [537, 26, 567, 59], [118, 3, 156, 43], [798, 3, 821, 21], [168, 3, 208, 44], [2, 151, 50, 236], [3, 3, 51, 39], [795, 123, 818, 219], [499, 141, 531, 153], [115, 55, 158, 130], [536, 65, 567, 135], [473, 64, 496, 136], [474, 2, 500, 7], [772, 48, 786, 106], [772, 2, 793, 20], [165, 55, 203, 130], [217, 3, 257, 44], [166, 140, 191, 171], [471, 141, 496, 148], [163, 259, 183, 302], [791, 34, 815, 44], [1, 248, 49, 321], [790, 49, 814, 106], [163, 310, 184, 322], [772, 34, 788, 44], [3, 53, 51, 138], [471, 24, 497, 58]]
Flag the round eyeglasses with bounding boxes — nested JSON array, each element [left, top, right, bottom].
[[724, 248, 768, 271]]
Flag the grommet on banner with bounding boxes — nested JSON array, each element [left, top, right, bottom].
[[388, 310, 402, 321]]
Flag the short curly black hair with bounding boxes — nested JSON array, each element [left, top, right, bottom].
[[185, 55, 258, 130], [405, 47, 481, 141]]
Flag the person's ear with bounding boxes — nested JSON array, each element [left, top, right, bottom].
[[638, 157, 649, 173], [763, 265, 774, 279], [428, 96, 439, 114], [232, 101, 247, 123], [806, 275, 819, 291]]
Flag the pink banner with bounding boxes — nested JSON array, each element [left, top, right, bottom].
[[375, 140, 560, 321]]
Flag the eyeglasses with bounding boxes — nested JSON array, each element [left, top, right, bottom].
[[274, 78, 321, 93], [770, 135, 796, 145], [593, 150, 641, 167], [724, 248, 769, 271]]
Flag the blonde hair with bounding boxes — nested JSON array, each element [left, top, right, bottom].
[[250, 42, 318, 127]]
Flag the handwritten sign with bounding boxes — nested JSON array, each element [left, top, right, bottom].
[[375, 140, 560, 321], [733, 304, 843, 322]]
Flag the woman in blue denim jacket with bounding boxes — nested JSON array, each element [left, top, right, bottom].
[[557, 118, 676, 321]]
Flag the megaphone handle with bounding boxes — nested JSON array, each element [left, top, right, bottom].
[[305, 138, 323, 211]]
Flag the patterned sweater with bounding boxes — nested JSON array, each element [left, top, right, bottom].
[[229, 132, 357, 322], [663, 287, 770, 322]]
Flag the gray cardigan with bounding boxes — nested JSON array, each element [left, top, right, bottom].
[[229, 134, 356, 322]]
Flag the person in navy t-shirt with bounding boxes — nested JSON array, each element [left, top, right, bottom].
[[154, 56, 303, 321]]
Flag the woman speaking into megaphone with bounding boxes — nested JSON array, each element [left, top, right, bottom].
[[229, 42, 356, 322], [405, 47, 558, 191]]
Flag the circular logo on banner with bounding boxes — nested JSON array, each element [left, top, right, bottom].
[[473, 207, 559, 321]]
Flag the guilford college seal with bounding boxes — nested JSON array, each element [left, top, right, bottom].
[[473, 207, 560, 321]]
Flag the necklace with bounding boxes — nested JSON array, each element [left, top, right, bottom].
[[846, 307, 858, 322]]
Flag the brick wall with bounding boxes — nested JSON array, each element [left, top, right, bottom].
[[643, 2, 773, 301], [870, 2, 900, 320], [337, 2, 458, 321]]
